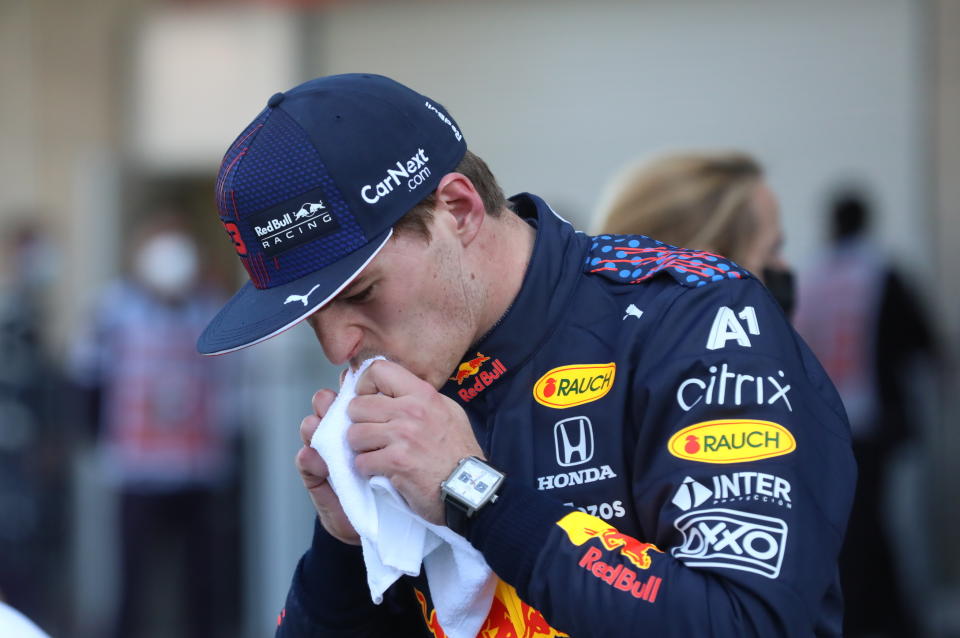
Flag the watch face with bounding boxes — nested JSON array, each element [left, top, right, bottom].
[[447, 458, 502, 509]]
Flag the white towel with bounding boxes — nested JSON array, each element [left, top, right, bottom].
[[310, 357, 496, 638]]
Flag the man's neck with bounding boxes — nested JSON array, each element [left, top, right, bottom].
[[471, 207, 537, 344]]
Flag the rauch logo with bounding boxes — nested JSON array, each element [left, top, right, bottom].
[[533, 363, 616, 409], [667, 419, 796, 464]]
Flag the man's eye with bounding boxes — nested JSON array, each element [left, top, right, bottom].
[[344, 285, 375, 304]]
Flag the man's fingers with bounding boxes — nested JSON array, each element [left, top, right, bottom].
[[312, 388, 338, 418], [346, 393, 400, 423], [300, 414, 322, 447], [295, 445, 329, 487], [353, 446, 396, 479], [346, 421, 393, 454], [355, 359, 429, 398]]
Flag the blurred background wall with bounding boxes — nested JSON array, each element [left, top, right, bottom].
[[0, 1, 957, 637]]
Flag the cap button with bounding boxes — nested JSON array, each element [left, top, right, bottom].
[[267, 92, 285, 108]]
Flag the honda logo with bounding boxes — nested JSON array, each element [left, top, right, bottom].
[[554, 416, 594, 467]]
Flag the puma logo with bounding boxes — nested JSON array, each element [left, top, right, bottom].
[[623, 304, 644, 320], [284, 284, 321, 307]]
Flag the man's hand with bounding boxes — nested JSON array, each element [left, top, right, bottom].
[[348, 359, 484, 525], [296, 388, 360, 545]]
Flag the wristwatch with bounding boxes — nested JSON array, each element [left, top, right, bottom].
[[440, 456, 505, 534]]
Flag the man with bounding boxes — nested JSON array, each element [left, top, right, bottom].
[[199, 74, 856, 637], [795, 191, 937, 637], [74, 216, 236, 638]]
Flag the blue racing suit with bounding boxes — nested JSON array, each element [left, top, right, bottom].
[[276, 193, 856, 637]]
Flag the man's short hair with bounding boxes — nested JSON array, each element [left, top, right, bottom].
[[393, 150, 507, 241]]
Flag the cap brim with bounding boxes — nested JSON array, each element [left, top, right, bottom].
[[197, 228, 392, 355]]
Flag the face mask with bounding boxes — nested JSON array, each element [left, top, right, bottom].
[[134, 232, 199, 298], [762, 267, 795, 318]]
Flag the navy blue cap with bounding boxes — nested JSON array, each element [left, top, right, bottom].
[[198, 74, 467, 355]]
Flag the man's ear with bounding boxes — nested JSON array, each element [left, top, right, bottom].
[[434, 172, 485, 247]]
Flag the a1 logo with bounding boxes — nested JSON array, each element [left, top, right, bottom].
[[706, 305, 759, 350]]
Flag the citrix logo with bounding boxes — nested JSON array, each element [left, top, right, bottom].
[[676, 362, 792, 412]]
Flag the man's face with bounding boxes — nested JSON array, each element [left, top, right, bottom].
[[306, 223, 481, 389]]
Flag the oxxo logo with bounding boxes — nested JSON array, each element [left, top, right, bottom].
[[554, 416, 594, 466], [533, 363, 616, 409], [706, 305, 760, 350], [671, 508, 788, 579], [361, 148, 431, 204], [667, 419, 796, 464]]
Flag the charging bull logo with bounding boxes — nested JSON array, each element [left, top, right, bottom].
[[557, 511, 662, 569], [451, 353, 491, 384], [452, 353, 508, 402], [557, 511, 664, 603]]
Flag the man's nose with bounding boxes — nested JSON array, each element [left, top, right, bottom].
[[309, 310, 362, 366]]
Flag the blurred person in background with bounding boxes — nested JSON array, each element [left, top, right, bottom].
[[794, 190, 938, 637], [0, 219, 71, 635], [596, 151, 795, 316], [197, 74, 854, 637], [70, 214, 241, 638]]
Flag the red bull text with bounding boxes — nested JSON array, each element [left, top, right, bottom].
[[453, 354, 507, 402], [556, 511, 665, 603]]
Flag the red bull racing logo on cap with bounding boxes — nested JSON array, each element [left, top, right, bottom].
[[556, 511, 664, 603], [533, 363, 616, 409], [452, 353, 507, 402]]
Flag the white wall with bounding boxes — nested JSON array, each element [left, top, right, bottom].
[[308, 0, 930, 280]]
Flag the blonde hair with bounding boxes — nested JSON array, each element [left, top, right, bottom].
[[596, 152, 763, 261]]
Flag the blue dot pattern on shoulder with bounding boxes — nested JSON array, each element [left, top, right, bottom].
[[584, 234, 750, 287]]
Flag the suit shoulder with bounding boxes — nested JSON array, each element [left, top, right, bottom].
[[582, 234, 752, 288]]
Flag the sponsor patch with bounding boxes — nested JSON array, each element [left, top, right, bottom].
[[706, 305, 760, 350], [537, 465, 616, 491], [557, 511, 662, 570], [423, 101, 463, 141], [361, 148, 431, 204], [675, 363, 792, 412], [668, 419, 796, 464], [671, 473, 792, 511], [533, 363, 615, 409], [562, 500, 627, 520], [454, 356, 507, 403], [671, 508, 788, 578], [248, 201, 339, 257], [557, 511, 664, 602], [553, 416, 594, 467]]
